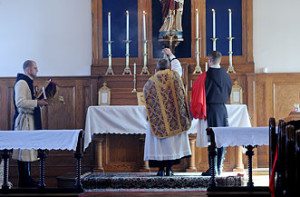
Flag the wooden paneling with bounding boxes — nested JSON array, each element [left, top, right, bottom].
[[0, 76, 96, 187]]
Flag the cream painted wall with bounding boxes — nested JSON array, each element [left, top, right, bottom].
[[253, 0, 300, 73], [0, 0, 299, 76], [0, 0, 92, 77]]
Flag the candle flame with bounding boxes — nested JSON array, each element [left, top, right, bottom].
[[212, 9, 215, 12]]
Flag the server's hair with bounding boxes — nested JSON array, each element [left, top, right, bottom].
[[209, 51, 222, 64]]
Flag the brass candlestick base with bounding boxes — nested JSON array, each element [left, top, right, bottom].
[[105, 67, 114, 75], [227, 65, 236, 73]]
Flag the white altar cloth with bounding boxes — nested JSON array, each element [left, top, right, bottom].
[[211, 127, 269, 148], [0, 130, 82, 151], [84, 104, 251, 149]]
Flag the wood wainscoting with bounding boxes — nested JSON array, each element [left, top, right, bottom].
[[1, 73, 299, 186], [0, 76, 98, 187]]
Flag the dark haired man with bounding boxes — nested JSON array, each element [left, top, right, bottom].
[[192, 51, 232, 176]]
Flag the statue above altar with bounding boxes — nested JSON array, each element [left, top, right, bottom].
[[159, 0, 184, 50]]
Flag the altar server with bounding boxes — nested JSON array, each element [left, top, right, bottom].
[[191, 51, 232, 176]]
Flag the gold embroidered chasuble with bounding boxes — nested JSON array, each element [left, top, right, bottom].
[[143, 69, 191, 138]]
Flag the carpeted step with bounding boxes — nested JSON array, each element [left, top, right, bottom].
[[81, 172, 241, 190]]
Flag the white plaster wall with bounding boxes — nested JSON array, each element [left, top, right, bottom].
[[253, 0, 300, 73], [0, 0, 92, 77]]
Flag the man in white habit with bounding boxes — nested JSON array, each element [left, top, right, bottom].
[[12, 60, 48, 187]]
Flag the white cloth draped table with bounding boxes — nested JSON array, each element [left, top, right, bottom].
[[84, 104, 251, 149], [0, 130, 82, 151], [211, 127, 269, 148]]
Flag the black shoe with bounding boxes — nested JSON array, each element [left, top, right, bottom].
[[156, 169, 165, 176], [201, 169, 211, 176], [165, 168, 174, 176]]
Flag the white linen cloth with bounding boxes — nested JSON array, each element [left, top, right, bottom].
[[84, 106, 149, 149], [211, 127, 269, 148], [84, 104, 251, 149], [195, 104, 252, 147], [143, 122, 191, 161], [0, 130, 81, 151]]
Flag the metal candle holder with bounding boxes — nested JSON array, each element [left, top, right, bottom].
[[122, 39, 132, 75], [227, 36, 236, 73], [105, 40, 114, 75], [141, 40, 150, 75]]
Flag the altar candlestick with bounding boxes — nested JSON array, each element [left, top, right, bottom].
[[227, 9, 236, 73], [193, 9, 202, 74]]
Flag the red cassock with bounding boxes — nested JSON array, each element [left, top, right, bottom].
[[191, 72, 207, 119]]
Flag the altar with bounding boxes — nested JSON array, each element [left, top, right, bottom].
[[84, 104, 252, 172]]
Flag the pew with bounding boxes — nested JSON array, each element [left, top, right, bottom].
[[269, 115, 300, 197]]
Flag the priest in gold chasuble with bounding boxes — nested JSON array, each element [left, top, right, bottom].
[[143, 48, 191, 176]]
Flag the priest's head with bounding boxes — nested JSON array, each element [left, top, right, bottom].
[[208, 51, 222, 66], [156, 58, 170, 71], [23, 60, 38, 79]]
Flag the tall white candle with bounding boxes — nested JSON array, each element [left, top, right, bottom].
[[126, 10, 129, 40], [108, 12, 112, 67], [205, 62, 208, 71], [228, 9, 233, 67], [195, 9, 200, 68], [212, 9, 216, 51], [195, 9, 199, 39], [143, 11, 146, 41], [143, 11, 147, 67], [108, 12, 111, 41], [228, 9, 232, 38], [125, 10, 130, 66]]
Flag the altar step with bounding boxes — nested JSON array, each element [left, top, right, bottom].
[[58, 172, 241, 190]]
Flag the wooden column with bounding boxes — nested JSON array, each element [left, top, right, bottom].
[[186, 134, 197, 172], [94, 136, 104, 172], [233, 146, 245, 172]]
